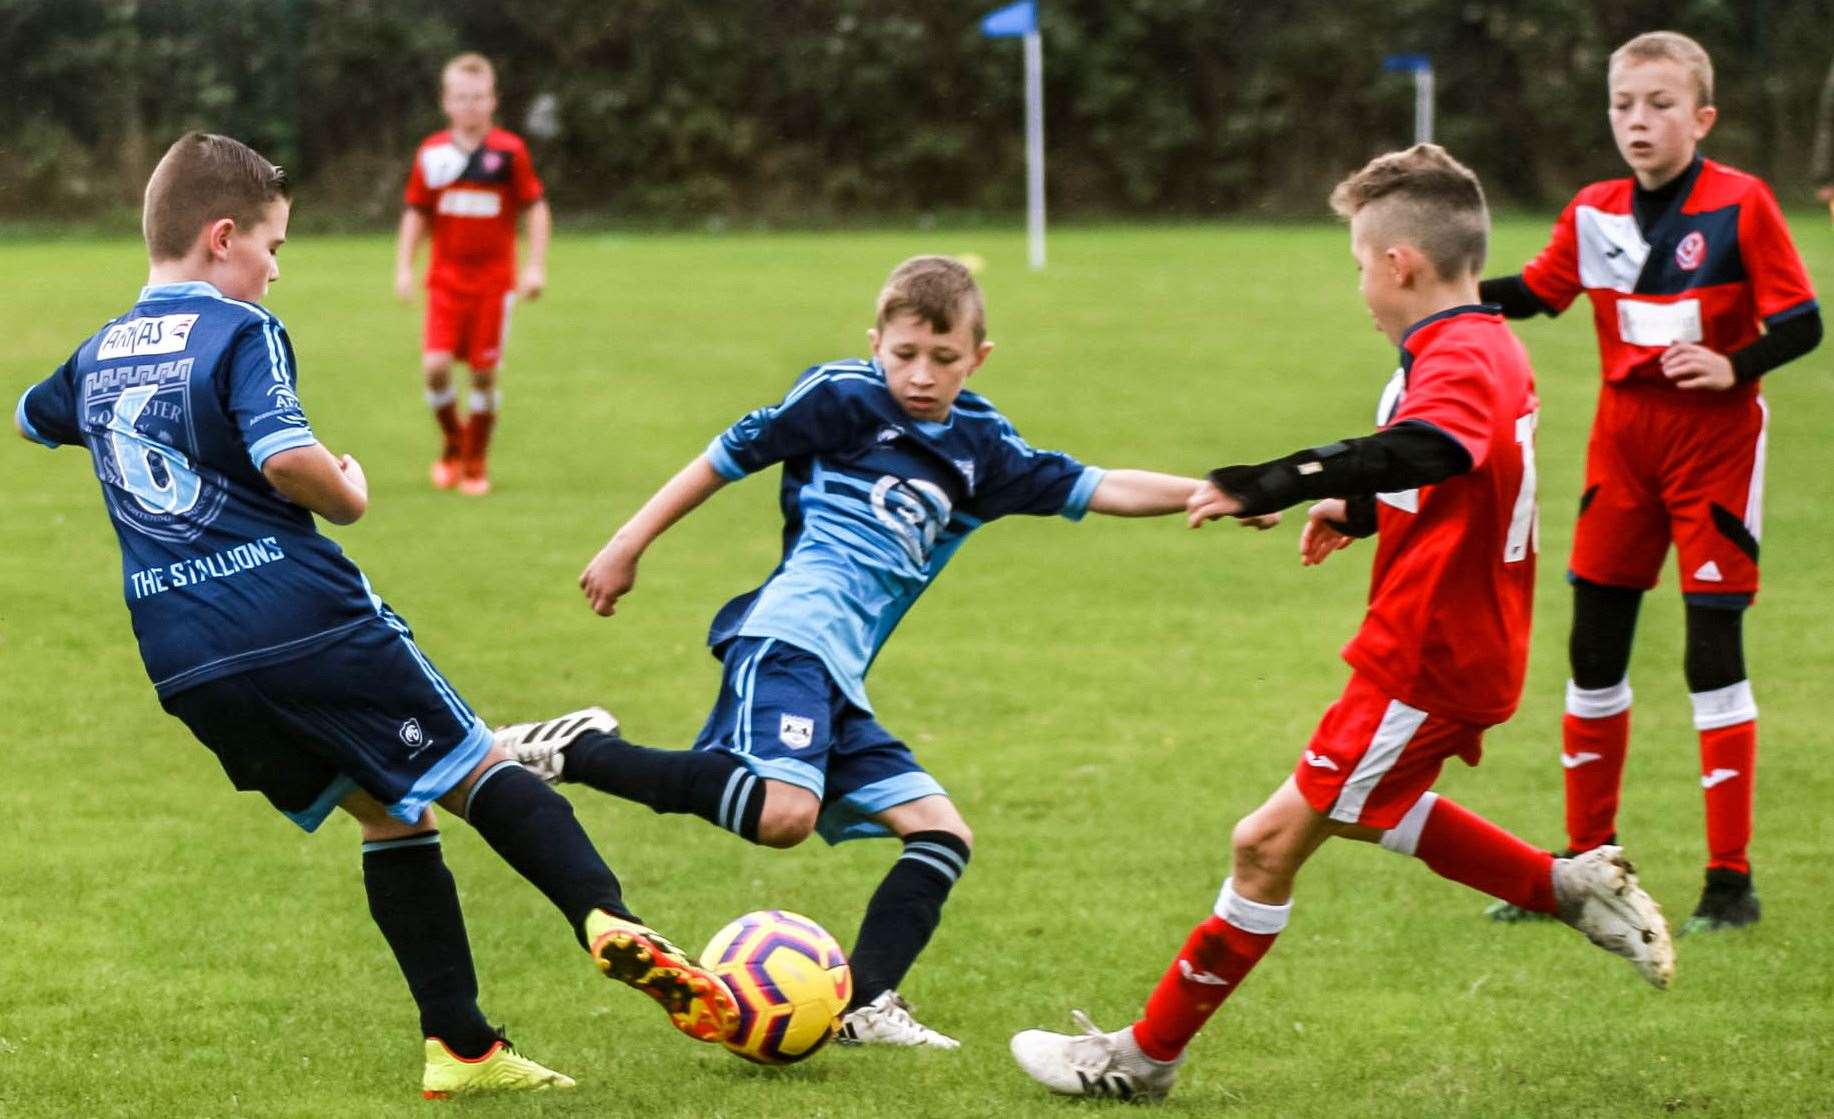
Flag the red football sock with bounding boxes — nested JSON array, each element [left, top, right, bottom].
[[462, 389, 498, 475], [1698, 720, 1755, 874], [1562, 681, 1632, 852], [1390, 793, 1557, 914], [429, 390, 462, 459], [1130, 883, 1287, 1062]]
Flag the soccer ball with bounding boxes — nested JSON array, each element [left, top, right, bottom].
[[701, 909, 852, 1065]]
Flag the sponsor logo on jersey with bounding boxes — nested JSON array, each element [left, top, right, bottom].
[[779, 714, 815, 750], [97, 314, 199, 360], [1692, 560, 1724, 582], [1178, 959, 1231, 986], [436, 188, 504, 218], [1701, 767, 1740, 789], [1302, 750, 1339, 772], [876, 425, 903, 443], [954, 458, 976, 485], [1675, 231, 1707, 271], [1560, 751, 1603, 769]]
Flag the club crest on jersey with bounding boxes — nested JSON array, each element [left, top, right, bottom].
[[481, 150, 503, 174], [779, 714, 815, 750], [1674, 231, 1707, 271]]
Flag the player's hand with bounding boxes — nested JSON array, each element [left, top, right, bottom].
[[394, 267, 416, 304], [1237, 512, 1282, 531], [1661, 342, 1735, 391], [1299, 499, 1355, 566], [338, 453, 369, 499], [579, 541, 639, 617], [517, 265, 546, 301], [1186, 481, 1243, 528]]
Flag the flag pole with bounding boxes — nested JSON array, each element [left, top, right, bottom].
[[1024, 27, 1045, 270]]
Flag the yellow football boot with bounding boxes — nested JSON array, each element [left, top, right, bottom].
[[585, 909, 740, 1043], [420, 1036, 576, 1099]]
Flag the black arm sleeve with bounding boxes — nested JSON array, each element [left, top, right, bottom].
[[1207, 421, 1473, 518], [1730, 308, 1822, 383], [1337, 493, 1379, 538], [1478, 275, 1553, 319]]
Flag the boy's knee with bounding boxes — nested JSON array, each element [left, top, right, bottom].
[[1231, 815, 1295, 879], [422, 353, 454, 385], [754, 792, 819, 849], [469, 368, 497, 391]]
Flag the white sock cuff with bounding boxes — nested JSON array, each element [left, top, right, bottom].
[[1213, 878, 1292, 935], [426, 386, 456, 408], [1566, 679, 1632, 719], [1690, 680, 1757, 730], [468, 388, 501, 413], [1379, 791, 1440, 857]]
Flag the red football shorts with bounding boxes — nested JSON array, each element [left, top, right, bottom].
[[424, 283, 515, 371], [1294, 672, 1486, 829], [1569, 385, 1766, 599]]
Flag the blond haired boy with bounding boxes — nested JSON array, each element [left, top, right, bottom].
[[1010, 146, 1672, 1102], [17, 132, 732, 1098], [1479, 31, 1821, 934], [395, 52, 550, 495], [495, 255, 1217, 1049]]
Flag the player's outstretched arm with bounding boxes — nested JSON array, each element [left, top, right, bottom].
[[394, 208, 427, 302], [580, 454, 729, 617], [1086, 469, 1208, 517], [263, 444, 369, 525]]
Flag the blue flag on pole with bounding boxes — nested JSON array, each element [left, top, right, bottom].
[[981, 0, 1036, 38], [1383, 53, 1430, 72]]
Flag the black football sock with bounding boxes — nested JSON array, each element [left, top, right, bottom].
[[846, 831, 972, 1010], [464, 762, 637, 947], [361, 832, 498, 1057], [561, 731, 765, 843]]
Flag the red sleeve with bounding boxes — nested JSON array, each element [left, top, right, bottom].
[[1519, 196, 1583, 314], [510, 136, 544, 207], [403, 147, 434, 210], [1738, 180, 1818, 322], [1390, 343, 1500, 470]]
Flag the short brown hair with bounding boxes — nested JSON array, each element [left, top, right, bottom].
[[875, 256, 986, 344], [443, 51, 496, 89], [1610, 31, 1713, 107], [142, 132, 290, 262], [1329, 143, 1488, 279]]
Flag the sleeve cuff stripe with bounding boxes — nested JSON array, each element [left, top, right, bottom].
[[248, 429, 319, 470], [706, 438, 747, 481], [15, 392, 58, 448]]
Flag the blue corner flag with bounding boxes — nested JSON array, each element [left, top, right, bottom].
[[982, 0, 1036, 38]]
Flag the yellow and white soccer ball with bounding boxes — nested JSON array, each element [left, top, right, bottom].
[[701, 909, 852, 1065]]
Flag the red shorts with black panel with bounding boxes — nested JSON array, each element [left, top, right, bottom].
[[1569, 384, 1766, 600], [1293, 672, 1486, 830]]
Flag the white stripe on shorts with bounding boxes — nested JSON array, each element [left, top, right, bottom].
[[1744, 397, 1768, 540], [1329, 699, 1429, 824]]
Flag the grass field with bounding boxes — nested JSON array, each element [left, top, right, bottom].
[[4, 220, 1833, 1118]]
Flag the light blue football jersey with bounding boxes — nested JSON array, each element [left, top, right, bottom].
[[705, 358, 1105, 710]]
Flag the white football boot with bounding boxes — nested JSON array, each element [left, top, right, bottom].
[[1555, 845, 1676, 989], [493, 706, 618, 784], [1010, 1010, 1181, 1102], [837, 991, 960, 1050]]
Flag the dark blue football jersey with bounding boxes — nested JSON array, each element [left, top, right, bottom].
[[17, 281, 379, 696], [704, 358, 1105, 710]]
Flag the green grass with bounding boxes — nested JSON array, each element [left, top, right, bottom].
[[4, 220, 1834, 1117]]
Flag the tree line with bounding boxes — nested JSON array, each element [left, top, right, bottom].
[[4, 0, 1831, 227]]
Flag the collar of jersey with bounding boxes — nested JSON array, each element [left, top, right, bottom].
[[1398, 303, 1497, 350], [139, 280, 227, 302]]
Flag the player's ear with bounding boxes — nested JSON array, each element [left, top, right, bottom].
[[1384, 245, 1413, 289], [1692, 102, 1717, 141], [204, 217, 236, 261], [867, 327, 882, 356], [969, 339, 994, 374]]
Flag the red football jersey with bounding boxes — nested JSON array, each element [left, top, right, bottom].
[[1520, 158, 1817, 392], [1341, 307, 1540, 727], [404, 127, 544, 292]]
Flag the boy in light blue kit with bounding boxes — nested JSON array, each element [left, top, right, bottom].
[[14, 132, 736, 1098], [498, 255, 1227, 1048]]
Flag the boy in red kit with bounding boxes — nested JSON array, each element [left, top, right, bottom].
[[1480, 32, 1820, 934], [1010, 146, 1673, 1102], [395, 52, 550, 496]]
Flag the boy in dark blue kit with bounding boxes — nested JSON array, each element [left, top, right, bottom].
[[497, 255, 1220, 1048], [14, 132, 736, 1097]]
